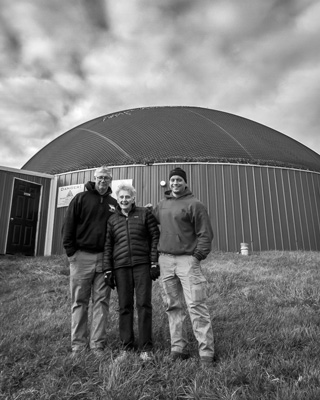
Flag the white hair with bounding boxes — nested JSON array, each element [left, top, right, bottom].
[[94, 165, 112, 177], [115, 183, 136, 197]]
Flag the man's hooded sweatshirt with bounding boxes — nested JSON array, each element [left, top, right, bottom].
[[62, 181, 118, 257], [153, 188, 213, 261]]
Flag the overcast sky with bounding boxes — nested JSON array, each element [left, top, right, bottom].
[[1, 0, 320, 169]]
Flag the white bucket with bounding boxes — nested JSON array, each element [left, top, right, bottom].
[[240, 242, 249, 255]]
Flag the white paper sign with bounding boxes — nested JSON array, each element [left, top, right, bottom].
[[57, 184, 85, 208]]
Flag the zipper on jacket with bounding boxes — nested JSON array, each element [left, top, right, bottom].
[[125, 216, 134, 267]]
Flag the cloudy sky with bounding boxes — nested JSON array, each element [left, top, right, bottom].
[[1, 0, 320, 169]]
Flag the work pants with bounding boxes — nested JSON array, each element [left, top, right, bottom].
[[159, 254, 214, 361], [69, 250, 111, 351], [114, 264, 153, 351]]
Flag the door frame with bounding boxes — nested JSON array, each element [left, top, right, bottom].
[[6, 177, 43, 256]]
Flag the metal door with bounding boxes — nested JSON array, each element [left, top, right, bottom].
[[6, 179, 41, 256]]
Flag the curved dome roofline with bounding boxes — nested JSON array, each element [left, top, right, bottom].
[[22, 106, 320, 174]]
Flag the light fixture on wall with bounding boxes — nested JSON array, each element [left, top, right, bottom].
[[160, 180, 166, 187]]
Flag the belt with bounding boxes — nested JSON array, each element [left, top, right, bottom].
[[159, 252, 175, 257], [78, 248, 102, 254]]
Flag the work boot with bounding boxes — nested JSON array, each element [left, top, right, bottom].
[[171, 351, 190, 361], [140, 351, 152, 361]]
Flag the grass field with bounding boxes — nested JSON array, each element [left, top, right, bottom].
[[1, 251, 320, 399]]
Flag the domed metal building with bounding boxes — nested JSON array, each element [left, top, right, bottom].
[[22, 106, 320, 254]]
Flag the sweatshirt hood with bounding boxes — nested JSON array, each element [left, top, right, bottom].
[[164, 187, 193, 199], [85, 181, 113, 197]]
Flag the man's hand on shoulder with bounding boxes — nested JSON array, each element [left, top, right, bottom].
[[144, 203, 153, 210]]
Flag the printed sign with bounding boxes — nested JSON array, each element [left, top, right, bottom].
[[57, 179, 133, 207], [57, 184, 85, 208]]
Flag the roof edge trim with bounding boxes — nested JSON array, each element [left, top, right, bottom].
[[53, 162, 320, 177]]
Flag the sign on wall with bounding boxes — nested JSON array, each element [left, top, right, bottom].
[[57, 184, 85, 208], [57, 179, 133, 208]]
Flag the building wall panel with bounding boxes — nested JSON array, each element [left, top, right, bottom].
[[290, 172, 304, 249], [0, 170, 11, 254], [245, 167, 259, 252], [272, 169, 284, 249], [229, 166, 244, 251], [281, 169, 295, 250], [224, 166, 237, 252], [260, 168, 275, 249], [310, 173, 320, 250], [303, 172, 318, 250], [214, 166, 228, 251], [236, 166, 252, 250], [275, 168, 289, 250], [50, 163, 320, 255], [296, 171, 311, 249], [253, 168, 266, 251], [206, 166, 220, 250], [286, 171, 299, 250]]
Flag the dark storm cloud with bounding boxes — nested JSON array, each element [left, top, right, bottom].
[[0, 0, 319, 168]]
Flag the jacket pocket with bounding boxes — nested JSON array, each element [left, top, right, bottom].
[[189, 271, 207, 303], [159, 233, 183, 254], [68, 250, 78, 262]]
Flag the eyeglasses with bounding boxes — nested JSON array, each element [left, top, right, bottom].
[[96, 176, 112, 181]]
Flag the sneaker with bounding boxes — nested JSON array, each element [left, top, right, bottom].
[[92, 348, 104, 357], [140, 351, 152, 361], [115, 350, 129, 362], [200, 357, 214, 369], [71, 347, 86, 358], [171, 351, 190, 361]]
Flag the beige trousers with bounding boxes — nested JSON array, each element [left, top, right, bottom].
[[159, 254, 214, 361], [69, 250, 111, 351]]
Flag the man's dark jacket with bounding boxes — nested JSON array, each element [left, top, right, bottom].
[[103, 204, 159, 271], [62, 181, 118, 257]]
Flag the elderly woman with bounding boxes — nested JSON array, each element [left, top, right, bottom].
[[103, 183, 160, 361]]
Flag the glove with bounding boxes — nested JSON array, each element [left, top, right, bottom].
[[150, 264, 160, 281], [144, 203, 153, 210], [104, 271, 116, 289]]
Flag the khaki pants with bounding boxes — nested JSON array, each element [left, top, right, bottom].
[[69, 251, 111, 351], [159, 254, 214, 360]]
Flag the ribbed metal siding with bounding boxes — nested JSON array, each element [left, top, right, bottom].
[[0, 169, 52, 255], [0, 170, 11, 254], [51, 163, 320, 255]]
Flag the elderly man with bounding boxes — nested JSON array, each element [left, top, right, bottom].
[[63, 165, 118, 355]]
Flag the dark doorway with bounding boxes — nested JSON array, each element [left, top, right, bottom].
[[6, 179, 41, 256]]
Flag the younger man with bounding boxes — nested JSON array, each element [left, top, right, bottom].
[[153, 167, 214, 367]]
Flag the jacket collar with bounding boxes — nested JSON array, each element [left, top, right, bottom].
[[85, 181, 113, 197], [115, 202, 136, 215], [164, 187, 192, 199]]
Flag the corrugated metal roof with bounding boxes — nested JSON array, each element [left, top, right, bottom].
[[22, 106, 320, 174]]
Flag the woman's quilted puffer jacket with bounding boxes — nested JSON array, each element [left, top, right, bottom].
[[103, 204, 159, 271]]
